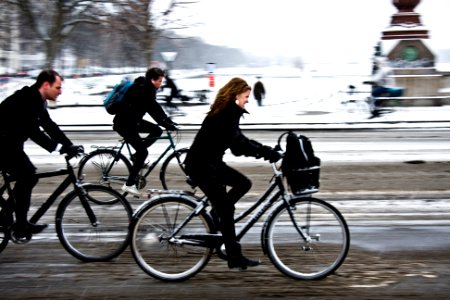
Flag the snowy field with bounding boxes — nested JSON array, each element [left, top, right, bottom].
[[3, 66, 450, 164], [1, 65, 450, 129]]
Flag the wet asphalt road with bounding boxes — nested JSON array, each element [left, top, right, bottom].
[[1, 129, 449, 299]]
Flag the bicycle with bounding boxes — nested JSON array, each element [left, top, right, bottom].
[[129, 132, 350, 282], [0, 147, 133, 262], [77, 129, 195, 195]]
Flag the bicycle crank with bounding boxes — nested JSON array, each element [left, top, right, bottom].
[[137, 176, 147, 189]]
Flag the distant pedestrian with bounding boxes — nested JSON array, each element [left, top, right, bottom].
[[253, 76, 266, 106]]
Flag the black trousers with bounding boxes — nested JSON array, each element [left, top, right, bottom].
[[187, 162, 252, 259], [115, 120, 162, 186], [0, 148, 38, 225]]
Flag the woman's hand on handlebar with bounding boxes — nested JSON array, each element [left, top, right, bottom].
[[263, 146, 283, 163]]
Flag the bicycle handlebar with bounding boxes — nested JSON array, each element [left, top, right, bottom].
[[63, 145, 85, 161]]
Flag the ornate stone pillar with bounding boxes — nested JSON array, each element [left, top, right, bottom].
[[376, 0, 450, 101], [382, 0, 429, 40]]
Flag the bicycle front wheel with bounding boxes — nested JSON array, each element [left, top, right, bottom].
[[55, 185, 132, 262], [78, 149, 131, 191], [264, 197, 350, 280], [130, 195, 213, 282], [160, 148, 194, 193]]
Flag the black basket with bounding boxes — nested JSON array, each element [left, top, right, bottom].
[[285, 164, 320, 195]]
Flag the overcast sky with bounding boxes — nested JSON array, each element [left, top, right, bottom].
[[156, 0, 450, 64]]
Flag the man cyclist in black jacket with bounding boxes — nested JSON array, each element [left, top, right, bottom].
[[0, 69, 81, 238], [113, 67, 177, 196]]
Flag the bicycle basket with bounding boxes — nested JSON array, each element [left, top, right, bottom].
[[280, 131, 321, 194], [284, 165, 320, 195]]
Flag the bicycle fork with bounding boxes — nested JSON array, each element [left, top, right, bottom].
[[286, 200, 321, 248], [74, 184, 99, 227]]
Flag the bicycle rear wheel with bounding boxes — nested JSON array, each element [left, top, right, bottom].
[[130, 195, 213, 282], [55, 185, 132, 262], [160, 148, 197, 194], [78, 149, 131, 191], [264, 197, 350, 280]]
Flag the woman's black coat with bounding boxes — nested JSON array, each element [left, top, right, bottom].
[[185, 102, 268, 175]]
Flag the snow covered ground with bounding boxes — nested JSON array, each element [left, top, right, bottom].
[[2, 66, 450, 165], [1, 66, 450, 130]]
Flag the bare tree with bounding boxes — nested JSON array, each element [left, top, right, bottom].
[[3, 0, 200, 70], [7, 0, 110, 68], [111, 0, 199, 66]]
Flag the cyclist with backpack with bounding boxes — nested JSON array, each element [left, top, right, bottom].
[[112, 67, 178, 196]]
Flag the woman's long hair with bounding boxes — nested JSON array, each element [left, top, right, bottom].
[[208, 77, 251, 117]]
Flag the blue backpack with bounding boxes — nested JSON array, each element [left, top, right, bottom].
[[103, 79, 133, 115]]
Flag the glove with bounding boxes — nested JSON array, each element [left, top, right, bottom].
[[165, 120, 178, 131], [262, 146, 282, 163], [60, 144, 84, 159]]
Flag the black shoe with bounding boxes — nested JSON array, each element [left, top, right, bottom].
[[28, 223, 48, 234], [228, 256, 261, 270], [15, 222, 48, 237]]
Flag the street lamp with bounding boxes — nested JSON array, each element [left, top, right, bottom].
[[161, 52, 178, 71]]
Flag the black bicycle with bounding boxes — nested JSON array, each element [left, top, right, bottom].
[[129, 132, 350, 282], [0, 148, 132, 262], [77, 130, 195, 195]]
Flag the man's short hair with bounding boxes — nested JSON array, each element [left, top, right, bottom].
[[35, 69, 63, 88], [146, 67, 165, 81]]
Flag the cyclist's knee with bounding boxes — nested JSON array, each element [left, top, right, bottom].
[[242, 177, 252, 192], [138, 148, 149, 157], [155, 126, 163, 137]]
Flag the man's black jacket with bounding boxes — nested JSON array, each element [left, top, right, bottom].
[[0, 85, 72, 152], [113, 76, 173, 133]]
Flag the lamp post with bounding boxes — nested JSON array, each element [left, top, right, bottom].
[[160, 52, 178, 71]]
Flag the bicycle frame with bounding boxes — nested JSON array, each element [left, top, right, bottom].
[[95, 131, 179, 180], [140, 133, 179, 178], [167, 163, 316, 247], [233, 163, 314, 243], [1, 157, 98, 228]]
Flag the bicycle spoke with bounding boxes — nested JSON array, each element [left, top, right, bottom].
[[265, 197, 349, 280], [130, 196, 212, 282], [78, 150, 130, 191], [56, 185, 132, 262]]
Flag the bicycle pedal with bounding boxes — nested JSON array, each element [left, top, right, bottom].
[[11, 231, 32, 244]]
